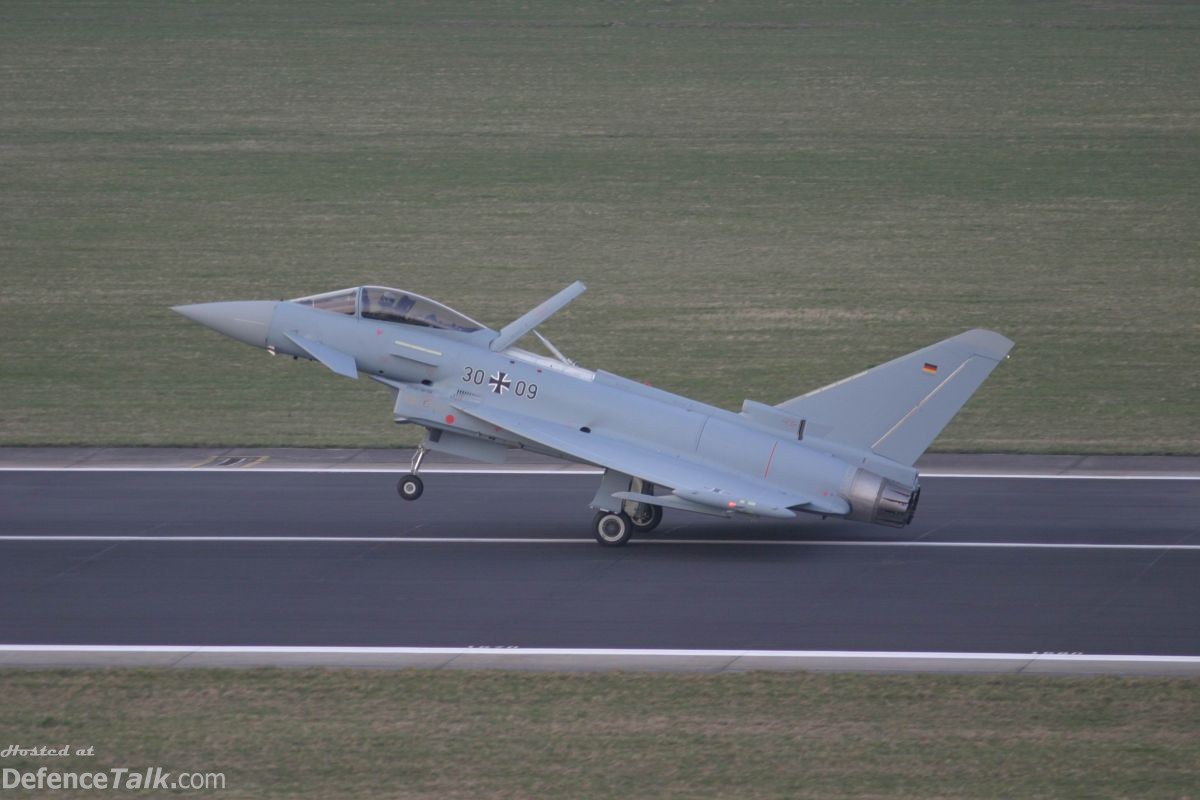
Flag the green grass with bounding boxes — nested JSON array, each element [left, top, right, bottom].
[[1, 1, 1197, 452], [0, 668, 1197, 799]]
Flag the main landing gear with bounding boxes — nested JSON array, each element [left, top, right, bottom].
[[397, 447, 426, 501], [593, 510, 633, 547], [592, 484, 664, 546], [592, 479, 667, 546], [628, 501, 663, 533], [594, 503, 663, 546]]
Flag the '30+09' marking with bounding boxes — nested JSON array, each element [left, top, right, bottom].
[[463, 367, 538, 399]]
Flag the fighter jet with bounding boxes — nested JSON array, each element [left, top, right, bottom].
[[173, 283, 1012, 546]]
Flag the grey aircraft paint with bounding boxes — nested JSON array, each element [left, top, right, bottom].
[[173, 283, 1012, 545]]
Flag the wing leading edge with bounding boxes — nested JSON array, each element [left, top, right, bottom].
[[451, 402, 848, 519]]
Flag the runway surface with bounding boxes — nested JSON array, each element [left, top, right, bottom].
[[2, 466, 1198, 665]]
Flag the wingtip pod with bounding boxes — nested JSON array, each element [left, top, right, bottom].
[[672, 487, 797, 519]]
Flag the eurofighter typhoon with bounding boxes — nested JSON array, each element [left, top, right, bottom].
[[174, 283, 1011, 546]]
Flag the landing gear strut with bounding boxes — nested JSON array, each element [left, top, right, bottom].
[[398, 447, 426, 501]]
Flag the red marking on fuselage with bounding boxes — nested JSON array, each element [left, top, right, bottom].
[[376, 328, 383, 336], [763, 441, 779, 478], [445, 414, 455, 425]]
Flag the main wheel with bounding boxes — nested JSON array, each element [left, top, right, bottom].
[[397, 474, 424, 501], [593, 510, 633, 547], [628, 502, 663, 533]]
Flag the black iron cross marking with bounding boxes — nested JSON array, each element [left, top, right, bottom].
[[488, 371, 511, 395]]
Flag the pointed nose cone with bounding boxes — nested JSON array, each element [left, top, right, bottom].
[[172, 301, 278, 348]]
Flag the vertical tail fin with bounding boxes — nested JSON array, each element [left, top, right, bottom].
[[775, 329, 1012, 465]]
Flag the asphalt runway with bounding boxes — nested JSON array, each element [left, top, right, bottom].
[[2, 469, 1198, 661]]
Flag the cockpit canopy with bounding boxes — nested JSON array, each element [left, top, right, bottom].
[[291, 287, 486, 333], [293, 288, 357, 316]]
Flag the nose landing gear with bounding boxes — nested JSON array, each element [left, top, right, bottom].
[[397, 447, 427, 501]]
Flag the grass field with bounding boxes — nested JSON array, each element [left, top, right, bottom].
[[0, 668, 1195, 799], [1, 1, 1197, 452]]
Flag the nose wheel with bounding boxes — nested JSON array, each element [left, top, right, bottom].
[[397, 474, 424, 501], [397, 447, 427, 502]]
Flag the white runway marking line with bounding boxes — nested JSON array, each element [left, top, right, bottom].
[[0, 467, 597, 475], [1, 535, 1199, 551], [0, 644, 1197, 665], [0, 466, 1198, 480]]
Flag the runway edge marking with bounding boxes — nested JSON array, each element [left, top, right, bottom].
[[3, 535, 1200, 550], [0, 466, 1198, 480], [0, 645, 1197, 675]]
